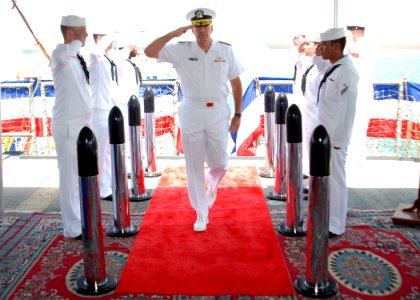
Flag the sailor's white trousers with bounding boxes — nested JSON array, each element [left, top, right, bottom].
[[179, 98, 230, 219]]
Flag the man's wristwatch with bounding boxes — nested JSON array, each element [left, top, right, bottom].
[[234, 112, 242, 118]]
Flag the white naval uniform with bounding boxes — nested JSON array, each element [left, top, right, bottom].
[[346, 36, 374, 167], [158, 40, 244, 218], [88, 48, 118, 198], [115, 52, 141, 173], [317, 55, 359, 235], [50, 40, 92, 238], [302, 55, 330, 170]]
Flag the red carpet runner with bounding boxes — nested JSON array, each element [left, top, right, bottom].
[[116, 166, 294, 296]]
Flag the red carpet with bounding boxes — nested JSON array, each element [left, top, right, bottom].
[[116, 166, 294, 296]]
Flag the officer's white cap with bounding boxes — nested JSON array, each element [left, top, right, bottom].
[[61, 15, 86, 27], [320, 28, 345, 42], [186, 8, 216, 27]]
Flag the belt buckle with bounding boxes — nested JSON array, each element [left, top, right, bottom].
[[206, 102, 214, 107]]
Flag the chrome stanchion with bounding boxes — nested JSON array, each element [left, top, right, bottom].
[[128, 95, 151, 201], [277, 104, 306, 237], [268, 93, 288, 200], [143, 87, 162, 177], [106, 106, 138, 237], [295, 125, 338, 298], [259, 86, 276, 178], [75, 126, 117, 295]]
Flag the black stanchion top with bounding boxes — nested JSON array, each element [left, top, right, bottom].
[[77, 126, 98, 177], [143, 87, 154, 113], [310, 125, 331, 177], [275, 93, 288, 124], [108, 106, 125, 144], [264, 86, 275, 112], [286, 104, 302, 143], [128, 95, 141, 126]]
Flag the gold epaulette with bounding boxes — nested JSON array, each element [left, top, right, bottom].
[[218, 41, 231, 46]]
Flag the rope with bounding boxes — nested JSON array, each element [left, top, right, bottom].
[[11, 0, 51, 62]]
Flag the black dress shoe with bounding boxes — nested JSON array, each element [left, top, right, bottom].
[[101, 194, 113, 201], [127, 173, 131, 179], [328, 231, 340, 238], [303, 187, 309, 194], [74, 234, 82, 240], [303, 174, 309, 179]]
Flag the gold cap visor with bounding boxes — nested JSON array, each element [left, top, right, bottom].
[[191, 19, 212, 27]]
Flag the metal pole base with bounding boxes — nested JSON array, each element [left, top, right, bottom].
[[294, 277, 338, 298], [130, 191, 152, 202], [259, 171, 275, 178], [267, 191, 286, 201], [74, 274, 117, 296], [145, 171, 162, 178], [106, 225, 139, 237], [276, 223, 307, 237]]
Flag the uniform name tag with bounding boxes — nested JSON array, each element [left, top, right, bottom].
[[188, 57, 198, 61], [214, 56, 226, 62]]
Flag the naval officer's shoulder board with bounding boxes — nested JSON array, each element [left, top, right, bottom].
[[218, 41, 231, 46]]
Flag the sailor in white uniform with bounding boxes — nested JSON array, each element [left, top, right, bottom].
[[144, 8, 244, 232], [317, 28, 359, 237], [345, 25, 374, 167], [49, 15, 90, 239], [301, 33, 330, 174], [114, 43, 142, 175], [88, 31, 117, 200]]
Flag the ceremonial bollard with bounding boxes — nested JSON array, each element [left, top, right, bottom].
[[128, 95, 151, 201], [268, 93, 288, 200], [107, 106, 139, 237], [143, 87, 162, 177], [259, 86, 276, 178], [295, 125, 338, 298], [75, 126, 117, 295], [277, 104, 306, 237]]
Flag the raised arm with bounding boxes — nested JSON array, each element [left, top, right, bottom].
[[144, 25, 193, 58]]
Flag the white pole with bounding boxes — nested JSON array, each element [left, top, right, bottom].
[[334, 0, 339, 27]]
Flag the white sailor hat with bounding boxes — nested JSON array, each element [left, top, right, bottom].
[[305, 33, 320, 43], [112, 39, 126, 50], [61, 15, 86, 27], [320, 28, 345, 42], [186, 8, 216, 27]]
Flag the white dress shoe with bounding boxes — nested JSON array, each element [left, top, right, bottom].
[[206, 186, 217, 208], [193, 214, 207, 232]]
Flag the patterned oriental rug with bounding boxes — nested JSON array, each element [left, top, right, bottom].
[[272, 209, 420, 299], [0, 167, 419, 299]]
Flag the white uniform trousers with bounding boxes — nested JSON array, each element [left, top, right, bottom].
[[179, 99, 230, 218], [91, 108, 112, 197], [329, 147, 348, 235], [51, 123, 84, 238]]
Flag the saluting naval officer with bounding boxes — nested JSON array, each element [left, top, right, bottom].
[[144, 8, 244, 232], [317, 28, 359, 238], [49, 15, 90, 240]]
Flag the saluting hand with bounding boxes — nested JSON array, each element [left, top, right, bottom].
[[172, 25, 193, 38]]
